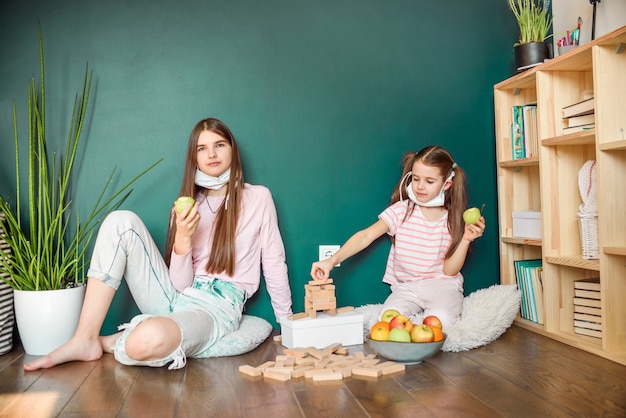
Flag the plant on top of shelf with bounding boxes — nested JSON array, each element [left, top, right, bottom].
[[508, 0, 553, 46], [0, 25, 162, 291]]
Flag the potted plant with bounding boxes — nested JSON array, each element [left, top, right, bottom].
[[508, 0, 554, 69], [0, 26, 161, 355]]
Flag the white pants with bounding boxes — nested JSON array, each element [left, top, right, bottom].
[[88, 210, 245, 369], [379, 278, 463, 328]]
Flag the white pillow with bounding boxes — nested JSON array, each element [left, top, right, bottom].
[[356, 284, 521, 352], [202, 315, 273, 357]]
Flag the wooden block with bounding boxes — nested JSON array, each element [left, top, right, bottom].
[[306, 347, 327, 360], [291, 366, 314, 379], [322, 343, 342, 354], [263, 369, 291, 381], [238, 365, 262, 377], [361, 359, 381, 368], [284, 356, 296, 367], [315, 359, 330, 369], [273, 334, 282, 342], [323, 308, 337, 316], [380, 363, 405, 375], [335, 347, 350, 355], [304, 369, 336, 379], [336, 306, 354, 314], [353, 351, 365, 359], [283, 348, 308, 358], [274, 359, 286, 368], [265, 366, 294, 374], [312, 372, 343, 381], [319, 284, 335, 290], [307, 279, 333, 286], [256, 361, 276, 371], [295, 357, 316, 366], [311, 301, 336, 310], [287, 312, 309, 321], [351, 367, 382, 378]]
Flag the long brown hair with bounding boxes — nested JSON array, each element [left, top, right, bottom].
[[389, 145, 468, 258], [165, 118, 244, 276]]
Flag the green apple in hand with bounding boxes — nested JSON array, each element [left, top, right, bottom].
[[463, 204, 485, 225], [175, 196, 195, 214]]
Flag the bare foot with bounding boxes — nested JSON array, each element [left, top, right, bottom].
[[100, 332, 123, 354], [23, 335, 104, 371]]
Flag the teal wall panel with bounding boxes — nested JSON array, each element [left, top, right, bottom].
[[1, 0, 519, 333]]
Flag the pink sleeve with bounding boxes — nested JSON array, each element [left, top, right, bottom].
[[169, 248, 194, 292], [259, 192, 293, 322]]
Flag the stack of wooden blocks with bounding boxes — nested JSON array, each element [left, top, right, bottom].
[[573, 278, 602, 339], [238, 342, 405, 382], [305, 279, 336, 318]]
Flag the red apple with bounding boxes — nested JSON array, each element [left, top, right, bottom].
[[410, 324, 435, 343], [423, 315, 443, 330], [389, 314, 412, 332]]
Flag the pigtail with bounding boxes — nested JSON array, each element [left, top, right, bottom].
[[444, 166, 468, 258]]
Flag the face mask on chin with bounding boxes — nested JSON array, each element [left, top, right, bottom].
[[195, 167, 230, 190], [400, 170, 455, 207]]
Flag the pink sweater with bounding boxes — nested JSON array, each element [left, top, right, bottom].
[[169, 184, 292, 321]]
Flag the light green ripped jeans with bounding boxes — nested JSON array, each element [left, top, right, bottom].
[[87, 210, 246, 369]]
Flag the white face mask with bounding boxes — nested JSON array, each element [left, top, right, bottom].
[[195, 167, 230, 190], [400, 170, 455, 207]]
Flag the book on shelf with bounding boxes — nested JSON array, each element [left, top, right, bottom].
[[562, 97, 594, 118], [514, 259, 543, 324], [563, 123, 595, 134], [511, 105, 538, 159], [566, 113, 595, 127]]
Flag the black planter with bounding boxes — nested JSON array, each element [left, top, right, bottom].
[[515, 42, 552, 70]]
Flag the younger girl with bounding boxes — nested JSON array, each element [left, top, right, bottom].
[[310, 145, 484, 327], [25, 117, 292, 371]]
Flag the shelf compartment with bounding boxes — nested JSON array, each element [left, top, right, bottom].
[[501, 236, 542, 247], [542, 131, 595, 147], [498, 156, 539, 168], [544, 256, 600, 271], [604, 247, 626, 256]]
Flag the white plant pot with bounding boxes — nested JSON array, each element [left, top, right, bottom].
[[14, 284, 86, 356]]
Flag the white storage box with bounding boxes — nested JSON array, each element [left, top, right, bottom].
[[280, 311, 364, 349], [512, 210, 542, 239]]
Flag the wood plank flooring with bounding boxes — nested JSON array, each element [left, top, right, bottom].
[[1, 325, 625, 417]]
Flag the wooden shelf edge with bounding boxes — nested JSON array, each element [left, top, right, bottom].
[[544, 256, 600, 271], [498, 156, 540, 168], [501, 236, 542, 247], [599, 140, 626, 151], [513, 323, 626, 366], [542, 130, 595, 146], [604, 246, 626, 256]]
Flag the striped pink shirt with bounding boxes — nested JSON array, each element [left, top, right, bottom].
[[379, 201, 462, 285]]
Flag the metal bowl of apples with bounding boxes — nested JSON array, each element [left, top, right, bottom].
[[366, 334, 446, 365]]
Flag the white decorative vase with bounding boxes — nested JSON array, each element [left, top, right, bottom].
[[14, 284, 86, 355]]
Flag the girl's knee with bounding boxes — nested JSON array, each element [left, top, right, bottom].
[[125, 317, 181, 361]]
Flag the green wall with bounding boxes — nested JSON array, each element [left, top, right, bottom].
[[1, 0, 520, 333]]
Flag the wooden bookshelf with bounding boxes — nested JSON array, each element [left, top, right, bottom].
[[494, 26, 626, 365]]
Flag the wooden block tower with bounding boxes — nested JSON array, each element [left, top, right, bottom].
[[304, 279, 336, 318]]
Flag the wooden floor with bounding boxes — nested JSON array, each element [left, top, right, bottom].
[[1, 325, 625, 417]]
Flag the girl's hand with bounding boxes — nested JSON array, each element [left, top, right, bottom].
[[173, 202, 200, 254], [310, 259, 334, 282], [463, 217, 485, 242]]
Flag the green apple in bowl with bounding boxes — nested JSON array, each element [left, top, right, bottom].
[[388, 328, 411, 343], [175, 196, 196, 214], [381, 309, 401, 323]]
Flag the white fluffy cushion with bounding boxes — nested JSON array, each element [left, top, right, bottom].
[[356, 284, 521, 352], [202, 315, 273, 357]]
